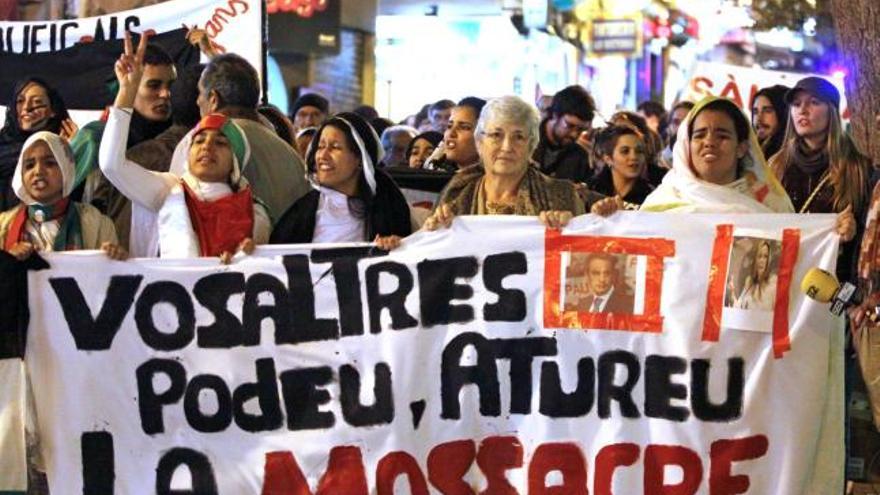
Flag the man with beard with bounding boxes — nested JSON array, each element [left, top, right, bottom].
[[70, 42, 176, 204], [660, 100, 694, 167], [750, 85, 789, 161], [532, 85, 596, 183]]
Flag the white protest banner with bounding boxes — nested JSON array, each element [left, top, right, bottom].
[[682, 61, 849, 119], [25, 213, 843, 493], [0, 0, 263, 128]]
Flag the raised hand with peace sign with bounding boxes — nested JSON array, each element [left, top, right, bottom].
[[113, 30, 151, 109]]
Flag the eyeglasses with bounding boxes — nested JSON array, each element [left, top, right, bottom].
[[559, 117, 591, 134], [481, 130, 529, 146]]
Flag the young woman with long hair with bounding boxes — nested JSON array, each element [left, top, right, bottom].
[[732, 240, 777, 311], [769, 77, 870, 281]]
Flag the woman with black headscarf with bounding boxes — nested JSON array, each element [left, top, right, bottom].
[[0, 77, 74, 211], [270, 112, 412, 247]]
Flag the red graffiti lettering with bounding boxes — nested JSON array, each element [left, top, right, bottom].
[[719, 74, 744, 109], [476, 436, 523, 494], [199, 0, 249, 53], [594, 443, 640, 495], [427, 439, 477, 494], [261, 447, 368, 495], [260, 435, 769, 493], [691, 76, 714, 98], [709, 435, 769, 495], [529, 442, 589, 495], [644, 445, 703, 495], [376, 452, 429, 495]]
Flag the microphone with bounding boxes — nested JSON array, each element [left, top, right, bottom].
[[423, 142, 446, 171], [800, 267, 863, 316]]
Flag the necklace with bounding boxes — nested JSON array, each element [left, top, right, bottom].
[[485, 201, 516, 215]]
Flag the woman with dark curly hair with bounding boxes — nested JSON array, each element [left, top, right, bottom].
[[588, 124, 654, 205]]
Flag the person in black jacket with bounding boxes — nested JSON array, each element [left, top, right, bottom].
[[588, 125, 654, 205], [532, 85, 595, 183], [270, 112, 411, 247], [0, 77, 74, 211]]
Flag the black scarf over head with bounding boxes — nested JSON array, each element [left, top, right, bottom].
[[0, 77, 70, 210], [273, 112, 411, 243]]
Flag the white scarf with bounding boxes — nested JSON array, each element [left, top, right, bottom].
[[640, 97, 793, 214]]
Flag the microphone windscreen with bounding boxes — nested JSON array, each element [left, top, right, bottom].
[[800, 267, 839, 303]]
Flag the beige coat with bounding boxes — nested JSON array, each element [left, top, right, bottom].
[[0, 203, 118, 250]]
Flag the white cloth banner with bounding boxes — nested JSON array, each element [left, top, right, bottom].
[[25, 213, 843, 494], [0, 0, 263, 128]]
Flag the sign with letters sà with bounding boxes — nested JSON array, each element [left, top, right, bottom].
[[22, 213, 842, 493]]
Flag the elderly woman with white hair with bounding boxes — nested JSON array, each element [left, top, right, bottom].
[[380, 125, 418, 168], [424, 95, 595, 230]]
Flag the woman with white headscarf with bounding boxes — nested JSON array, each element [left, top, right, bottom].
[[639, 96, 794, 213], [592, 96, 855, 236], [0, 131, 122, 259], [99, 31, 270, 261], [269, 112, 412, 248]]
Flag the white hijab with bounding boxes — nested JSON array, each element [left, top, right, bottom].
[[640, 96, 793, 214], [12, 131, 76, 205]]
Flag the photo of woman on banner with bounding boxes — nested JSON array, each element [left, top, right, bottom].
[[424, 95, 597, 231], [0, 77, 76, 212], [725, 237, 780, 311], [99, 31, 269, 262]]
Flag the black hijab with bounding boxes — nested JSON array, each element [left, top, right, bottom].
[[0, 77, 70, 210], [271, 112, 412, 244]]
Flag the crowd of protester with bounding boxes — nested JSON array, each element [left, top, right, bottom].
[[4, 28, 880, 492]]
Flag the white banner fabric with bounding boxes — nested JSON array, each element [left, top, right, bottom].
[[26, 213, 843, 494]]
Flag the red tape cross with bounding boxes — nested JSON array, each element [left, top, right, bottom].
[[702, 225, 734, 343], [543, 229, 675, 333], [772, 229, 800, 358]]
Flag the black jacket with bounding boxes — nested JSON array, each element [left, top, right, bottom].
[[587, 167, 655, 206], [532, 118, 592, 184], [270, 169, 412, 244]]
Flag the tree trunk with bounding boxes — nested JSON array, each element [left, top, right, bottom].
[[830, 0, 880, 165]]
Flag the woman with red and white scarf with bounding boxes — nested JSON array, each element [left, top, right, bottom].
[[99, 32, 269, 262]]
